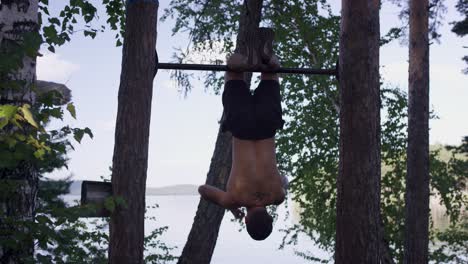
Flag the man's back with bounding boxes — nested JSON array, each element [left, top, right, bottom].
[[226, 137, 285, 208]]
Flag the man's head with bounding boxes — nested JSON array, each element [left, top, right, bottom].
[[245, 207, 273, 241]]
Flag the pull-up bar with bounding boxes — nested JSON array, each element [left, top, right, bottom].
[[157, 62, 338, 76]]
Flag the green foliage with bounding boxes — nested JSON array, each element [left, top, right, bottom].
[[379, 87, 408, 260], [390, 0, 467, 74], [0, 93, 93, 172], [431, 219, 468, 263], [161, 0, 243, 94], [451, 0, 468, 74], [1, 1, 173, 263], [39, 0, 99, 52], [0, 0, 127, 171], [0, 0, 103, 172], [165, 0, 467, 262], [0, 178, 176, 263], [447, 136, 468, 155], [0, 29, 42, 92], [430, 136, 468, 262], [0, 89, 94, 261], [387, 0, 447, 41], [144, 211, 178, 263], [37, 0, 127, 52], [451, 0, 468, 37], [102, 0, 126, 46]]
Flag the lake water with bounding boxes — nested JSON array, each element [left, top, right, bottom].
[[66, 195, 329, 263]]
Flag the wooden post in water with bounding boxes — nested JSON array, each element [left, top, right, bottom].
[[80, 181, 112, 217]]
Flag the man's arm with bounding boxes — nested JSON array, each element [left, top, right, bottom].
[[198, 184, 233, 208], [229, 208, 245, 219], [198, 184, 244, 219], [273, 175, 288, 205], [281, 174, 289, 191]]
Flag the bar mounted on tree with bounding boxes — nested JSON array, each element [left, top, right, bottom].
[[156, 63, 337, 75], [155, 28, 338, 77]]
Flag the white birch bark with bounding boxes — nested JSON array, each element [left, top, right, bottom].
[[0, 0, 39, 103], [0, 1, 39, 263]]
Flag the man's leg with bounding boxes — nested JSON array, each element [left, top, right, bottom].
[[259, 72, 279, 82], [225, 53, 247, 82], [253, 56, 284, 140], [221, 54, 256, 140]]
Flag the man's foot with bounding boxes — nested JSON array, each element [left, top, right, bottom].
[[267, 54, 280, 71], [227, 53, 248, 72], [258, 54, 281, 74], [259, 28, 275, 64]]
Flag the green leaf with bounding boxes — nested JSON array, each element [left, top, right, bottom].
[[10, 117, 23, 130], [83, 30, 97, 39], [0, 105, 18, 119], [0, 149, 18, 168], [43, 25, 58, 42], [20, 105, 38, 128], [34, 148, 46, 159], [5, 137, 17, 148], [0, 118, 7, 129], [43, 8, 50, 16], [84, 127, 93, 139], [36, 214, 52, 225], [48, 107, 63, 119], [67, 103, 76, 119], [114, 196, 127, 208], [15, 134, 26, 141], [73, 129, 84, 143], [48, 17, 61, 25], [104, 197, 116, 212], [22, 32, 42, 57], [12, 143, 32, 160]]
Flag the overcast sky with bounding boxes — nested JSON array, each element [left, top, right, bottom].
[[39, 1, 468, 187]]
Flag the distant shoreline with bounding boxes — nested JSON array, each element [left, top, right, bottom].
[[68, 181, 199, 196]]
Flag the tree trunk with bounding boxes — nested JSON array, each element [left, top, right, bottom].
[[404, 0, 430, 262], [176, 124, 232, 264], [109, 1, 158, 263], [335, 0, 381, 263], [0, 1, 39, 263], [177, 1, 263, 264]]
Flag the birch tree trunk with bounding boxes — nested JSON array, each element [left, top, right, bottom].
[[0, 1, 38, 103], [177, 1, 263, 263], [335, 0, 381, 262], [404, 0, 430, 262], [109, 1, 158, 263], [0, 1, 39, 263]]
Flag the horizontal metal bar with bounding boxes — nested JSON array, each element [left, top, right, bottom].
[[157, 63, 337, 76]]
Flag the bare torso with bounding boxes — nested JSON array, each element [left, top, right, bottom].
[[226, 137, 286, 208]]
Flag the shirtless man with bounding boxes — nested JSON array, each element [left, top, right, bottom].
[[198, 53, 287, 241]]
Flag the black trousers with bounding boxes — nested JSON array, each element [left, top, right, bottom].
[[221, 80, 284, 140]]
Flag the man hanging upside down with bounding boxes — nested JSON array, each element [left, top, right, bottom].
[[198, 53, 288, 241]]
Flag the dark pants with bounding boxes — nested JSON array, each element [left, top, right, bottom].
[[221, 80, 284, 140]]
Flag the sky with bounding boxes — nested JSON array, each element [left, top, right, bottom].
[[39, 0, 468, 187]]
